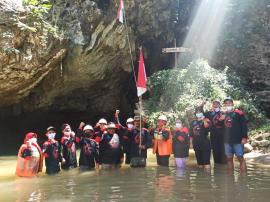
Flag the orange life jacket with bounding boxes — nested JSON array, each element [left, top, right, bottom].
[[152, 127, 172, 156], [15, 143, 43, 177]]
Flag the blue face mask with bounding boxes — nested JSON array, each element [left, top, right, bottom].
[[196, 113, 204, 119], [214, 107, 220, 112]]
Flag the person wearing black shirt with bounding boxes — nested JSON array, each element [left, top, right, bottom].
[[61, 124, 77, 170], [204, 100, 227, 164], [190, 111, 211, 169], [43, 126, 63, 175], [99, 123, 123, 169], [76, 123, 100, 171], [219, 97, 248, 172]]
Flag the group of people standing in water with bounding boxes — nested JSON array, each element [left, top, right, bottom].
[[15, 97, 248, 177]]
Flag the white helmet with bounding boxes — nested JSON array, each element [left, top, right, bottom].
[[158, 115, 167, 122], [126, 118, 134, 123], [107, 122, 116, 129], [83, 125, 94, 131], [98, 118, 107, 124]]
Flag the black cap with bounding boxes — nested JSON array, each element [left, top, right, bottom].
[[223, 97, 233, 103], [47, 126, 56, 132]]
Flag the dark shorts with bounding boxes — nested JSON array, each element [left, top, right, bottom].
[[194, 149, 211, 165]]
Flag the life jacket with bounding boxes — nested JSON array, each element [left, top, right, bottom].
[[15, 143, 43, 177], [152, 127, 172, 156]]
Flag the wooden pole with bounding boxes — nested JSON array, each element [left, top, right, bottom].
[[139, 96, 142, 155], [174, 38, 177, 67]]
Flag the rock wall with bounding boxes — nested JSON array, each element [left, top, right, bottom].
[[0, 0, 67, 107], [0, 0, 269, 121]]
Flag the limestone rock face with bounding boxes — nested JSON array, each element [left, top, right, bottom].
[[0, 0, 178, 119], [0, 0, 67, 107], [0, 0, 269, 120]]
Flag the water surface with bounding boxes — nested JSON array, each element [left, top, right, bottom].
[[1, 152, 270, 202]]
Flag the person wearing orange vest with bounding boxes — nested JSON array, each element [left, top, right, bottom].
[[16, 132, 43, 177], [152, 115, 172, 166]]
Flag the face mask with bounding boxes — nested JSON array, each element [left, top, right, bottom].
[[85, 132, 92, 138], [127, 124, 134, 129], [225, 106, 233, 111], [175, 123, 182, 128], [48, 133, 56, 140], [196, 113, 204, 119], [214, 107, 220, 112], [30, 137, 37, 143]]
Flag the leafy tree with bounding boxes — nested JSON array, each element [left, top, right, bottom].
[[145, 59, 267, 130]]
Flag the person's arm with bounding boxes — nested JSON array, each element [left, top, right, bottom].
[[61, 136, 74, 148], [161, 129, 170, 140], [240, 114, 248, 143], [114, 110, 124, 128], [94, 142, 100, 168], [21, 145, 32, 160]]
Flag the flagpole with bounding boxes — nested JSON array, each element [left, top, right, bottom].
[[122, 2, 137, 83], [139, 96, 142, 156]]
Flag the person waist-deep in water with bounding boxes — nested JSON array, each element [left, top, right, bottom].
[[204, 100, 227, 164], [16, 132, 43, 177], [114, 110, 132, 164], [99, 122, 123, 169], [172, 119, 190, 169], [190, 111, 211, 169], [61, 124, 77, 170], [128, 116, 151, 167], [76, 123, 100, 170], [152, 115, 172, 167], [42, 126, 63, 175]]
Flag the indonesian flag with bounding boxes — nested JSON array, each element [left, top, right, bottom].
[[117, 0, 124, 23], [136, 48, 147, 97]]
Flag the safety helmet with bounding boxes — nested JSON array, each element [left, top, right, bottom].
[[107, 122, 116, 129], [126, 118, 134, 123], [98, 118, 107, 124], [212, 99, 221, 104], [158, 115, 167, 122], [83, 125, 94, 131]]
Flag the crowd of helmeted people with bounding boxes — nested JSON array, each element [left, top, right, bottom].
[[15, 97, 249, 177]]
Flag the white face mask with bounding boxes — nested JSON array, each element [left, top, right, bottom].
[[225, 106, 233, 111], [175, 123, 182, 128], [214, 107, 220, 112], [48, 133, 56, 140], [30, 137, 37, 143], [127, 124, 134, 129], [196, 113, 204, 119]]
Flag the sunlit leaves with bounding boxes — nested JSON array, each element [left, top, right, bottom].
[[145, 59, 267, 128]]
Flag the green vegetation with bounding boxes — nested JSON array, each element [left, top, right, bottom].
[[145, 59, 268, 132], [21, 0, 58, 39]]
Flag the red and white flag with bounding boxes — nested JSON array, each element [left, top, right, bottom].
[[136, 48, 147, 97], [117, 0, 124, 23]]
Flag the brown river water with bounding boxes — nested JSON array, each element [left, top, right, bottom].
[[0, 150, 270, 202]]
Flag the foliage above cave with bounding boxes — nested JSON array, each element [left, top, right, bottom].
[[145, 59, 267, 128]]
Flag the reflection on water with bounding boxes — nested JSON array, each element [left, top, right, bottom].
[[1, 153, 270, 202]]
